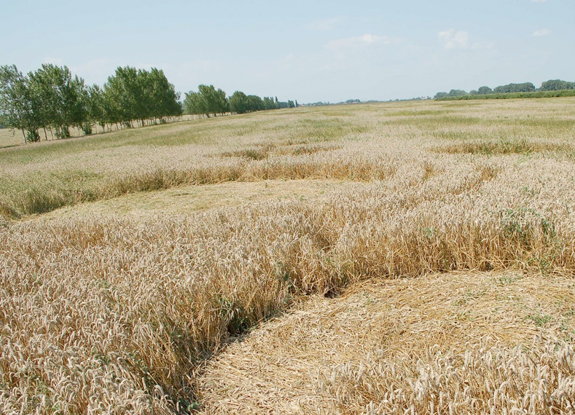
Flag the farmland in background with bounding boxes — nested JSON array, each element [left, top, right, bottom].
[[2, 98, 575, 414]]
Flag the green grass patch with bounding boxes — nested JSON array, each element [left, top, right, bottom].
[[437, 139, 572, 156], [387, 109, 453, 117], [386, 115, 483, 130]]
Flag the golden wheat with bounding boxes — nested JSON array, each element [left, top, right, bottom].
[[1, 98, 575, 413], [200, 273, 575, 414]]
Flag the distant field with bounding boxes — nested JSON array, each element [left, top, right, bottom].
[[2, 98, 575, 414], [0, 128, 23, 148], [0, 114, 200, 151]]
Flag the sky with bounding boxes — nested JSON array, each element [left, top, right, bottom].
[[1, 0, 573, 103]]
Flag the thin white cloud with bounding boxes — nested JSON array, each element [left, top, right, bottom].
[[531, 0, 548, 3], [308, 16, 345, 32], [326, 34, 399, 50], [533, 28, 551, 37], [438, 29, 469, 49]]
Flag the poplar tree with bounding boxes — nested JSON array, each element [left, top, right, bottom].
[[29, 64, 88, 138], [229, 91, 248, 114], [0, 65, 42, 142], [184, 85, 228, 117]]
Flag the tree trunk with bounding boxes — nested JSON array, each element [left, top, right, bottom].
[[21, 129, 26, 144], [43, 128, 48, 141]]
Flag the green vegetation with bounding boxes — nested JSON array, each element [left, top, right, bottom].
[[0, 64, 299, 144], [226, 92, 297, 114], [437, 139, 572, 156], [0, 109, 371, 218], [435, 79, 575, 101], [437, 89, 575, 101], [0, 64, 182, 143]]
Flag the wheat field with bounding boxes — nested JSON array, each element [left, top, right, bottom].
[[1, 98, 575, 414]]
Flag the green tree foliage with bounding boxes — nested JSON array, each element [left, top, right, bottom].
[[2, 62, 297, 143], [208, 90, 296, 116], [436, 89, 575, 101], [184, 85, 228, 117], [104, 66, 182, 128], [87, 84, 109, 132], [0, 65, 42, 142], [494, 82, 535, 93], [434, 79, 575, 101], [448, 89, 468, 97], [434, 90, 467, 99], [229, 91, 248, 114], [477, 86, 493, 95], [104, 66, 144, 127], [263, 97, 276, 110], [148, 68, 182, 121], [183, 91, 205, 116], [29, 64, 89, 138], [199, 84, 228, 116], [540, 79, 575, 91], [246, 95, 264, 112]]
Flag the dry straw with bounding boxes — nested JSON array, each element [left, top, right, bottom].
[[1, 98, 575, 413], [200, 273, 575, 414]]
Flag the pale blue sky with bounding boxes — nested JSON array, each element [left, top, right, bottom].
[[1, 0, 573, 102]]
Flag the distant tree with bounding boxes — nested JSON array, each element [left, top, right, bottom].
[[104, 66, 144, 127], [2, 63, 184, 140], [494, 82, 535, 93], [263, 97, 276, 110], [183, 91, 205, 116], [246, 95, 264, 112], [204, 85, 228, 116], [230, 92, 288, 112], [540, 79, 575, 91], [184, 85, 228, 117], [202, 85, 229, 116], [77, 82, 93, 135], [147, 68, 182, 121], [229, 91, 249, 114], [26, 68, 52, 139], [434, 92, 449, 99], [469, 90, 479, 95], [477, 86, 493, 95], [0, 65, 43, 142], [448, 89, 467, 97], [29, 64, 89, 138], [87, 84, 108, 132]]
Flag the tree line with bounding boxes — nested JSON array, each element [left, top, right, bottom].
[[0, 63, 299, 144], [184, 86, 298, 117], [0, 64, 182, 143], [434, 79, 575, 99]]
